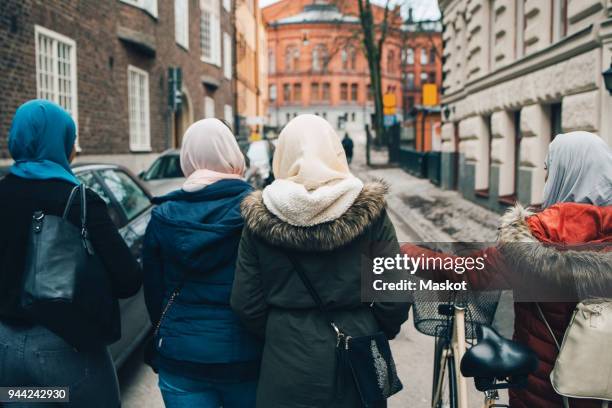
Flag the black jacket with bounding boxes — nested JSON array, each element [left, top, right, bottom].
[[0, 174, 142, 322]]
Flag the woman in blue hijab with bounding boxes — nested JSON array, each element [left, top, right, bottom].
[[8, 99, 79, 184], [0, 100, 142, 407]]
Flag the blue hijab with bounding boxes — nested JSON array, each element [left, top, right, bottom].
[[8, 99, 79, 185]]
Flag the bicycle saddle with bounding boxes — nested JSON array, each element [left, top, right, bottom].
[[460, 325, 538, 381]]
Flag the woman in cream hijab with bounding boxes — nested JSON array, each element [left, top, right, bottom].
[[232, 115, 409, 408], [143, 118, 262, 408]]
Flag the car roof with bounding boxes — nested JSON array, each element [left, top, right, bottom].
[[71, 163, 131, 173]]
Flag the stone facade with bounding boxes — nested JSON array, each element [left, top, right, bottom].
[[440, 0, 612, 211], [0, 0, 234, 173]]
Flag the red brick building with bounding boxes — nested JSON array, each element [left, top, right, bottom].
[[263, 0, 442, 147], [0, 0, 234, 171]]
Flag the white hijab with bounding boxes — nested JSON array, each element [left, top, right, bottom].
[[180, 118, 245, 192], [262, 114, 364, 226], [542, 131, 612, 208]]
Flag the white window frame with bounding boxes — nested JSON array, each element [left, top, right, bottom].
[[175, 0, 189, 49], [204, 96, 215, 118], [35, 25, 79, 145], [201, 0, 221, 66], [223, 32, 232, 79], [224, 104, 233, 127], [420, 47, 428, 65], [119, 0, 158, 18], [127, 65, 151, 152]]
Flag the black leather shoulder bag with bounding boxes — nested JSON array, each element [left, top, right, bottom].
[[287, 253, 403, 407], [21, 184, 119, 349]]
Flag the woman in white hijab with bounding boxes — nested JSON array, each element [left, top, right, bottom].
[[143, 119, 262, 408], [231, 115, 409, 408]]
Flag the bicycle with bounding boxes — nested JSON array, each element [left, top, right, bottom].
[[423, 292, 538, 408]]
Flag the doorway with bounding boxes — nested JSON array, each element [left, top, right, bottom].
[[173, 89, 193, 148]]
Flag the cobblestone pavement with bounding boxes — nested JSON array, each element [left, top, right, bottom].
[[121, 136, 514, 407]]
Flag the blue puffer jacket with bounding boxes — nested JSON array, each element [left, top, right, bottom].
[[142, 179, 262, 378]]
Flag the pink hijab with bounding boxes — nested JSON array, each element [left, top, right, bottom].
[[180, 118, 245, 192]]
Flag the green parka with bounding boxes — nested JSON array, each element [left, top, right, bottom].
[[231, 182, 409, 408]]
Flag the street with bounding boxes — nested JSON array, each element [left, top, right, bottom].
[[119, 136, 514, 408]]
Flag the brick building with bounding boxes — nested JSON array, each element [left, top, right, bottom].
[[439, 0, 612, 212], [262, 0, 443, 146], [0, 0, 234, 172]]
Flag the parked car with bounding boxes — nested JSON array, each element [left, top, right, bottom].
[[138, 149, 184, 196], [72, 163, 153, 368]]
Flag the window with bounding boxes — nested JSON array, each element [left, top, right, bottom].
[[550, 102, 562, 139], [143, 154, 184, 180], [204, 96, 215, 118], [224, 104, 233, 127], [430, 48, 437, 65], [35, 26, 78, 131], [552, 0, 568, 42], [127, 65, 150, 151], [268, 50, 275, 74], [223, 0, 231, 12], [119, 0, 158, 18], [350, 83, 358, 101], [420, 47, 428, 65], [269, 84, 277, 101], [283, 83, 291, 102], [406, 73, 415, 89], [201, 0, 221, 65], [341, 49, 348, 70], [77, 171, 122, 227], [386, 50, 395, 74], [100, 170, 151, 222], [406, 48, 414, 64], [322, 82, 330, 101], [420, 72, 428, 85], [311, 82, 319, 100], [429, 72, 436, 83], [223, 32, 232, 79], [175, 0, 189, 49], [340, 83, 348, 101], [349, 48, 356, 70], [285, 46, 300, 71], [293, 83, 302, 101], [341, 47, 356, 70], [312, 44, 328, 72]]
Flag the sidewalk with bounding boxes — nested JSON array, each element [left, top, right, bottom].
[[350, 141, 500, 243], [349, 139, 513, 408]]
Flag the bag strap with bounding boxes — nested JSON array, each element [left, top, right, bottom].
[[62, 184, 87, 232], [536, 303, 571, 408], [286, 252, 344, 338]]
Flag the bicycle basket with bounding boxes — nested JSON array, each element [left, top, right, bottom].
[[412, 289, 501, 339]]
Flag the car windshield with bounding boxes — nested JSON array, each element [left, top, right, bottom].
[[100, 169, 151, 222], [144, 154, 183, 180]]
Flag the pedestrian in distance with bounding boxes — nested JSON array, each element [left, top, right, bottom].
[[0, 100, 142, 407], [231, 114, 409, 408], [142, 118, 262, 408], [401, 131, 612, 408], [342, 131, 354, 164]]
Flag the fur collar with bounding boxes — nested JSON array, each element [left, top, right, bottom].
[[497, 204, 612, 298], [241, 181, 388, 251]]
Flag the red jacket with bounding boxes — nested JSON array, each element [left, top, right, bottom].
[[401, 203, 611, 408]]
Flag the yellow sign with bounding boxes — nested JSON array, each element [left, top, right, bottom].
[[422, 84, 438, 106], [383, 93, 396, 115], [249, 131, 262, 142]]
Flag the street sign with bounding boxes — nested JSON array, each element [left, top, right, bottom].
[[422, 84, 438, 106], [383, 93, 396, 115], [168, 67, 182, 112]]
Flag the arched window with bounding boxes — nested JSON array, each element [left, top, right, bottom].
[[341, 49, 348, 70], [285, 46, 300, 71], [387, 50, 395, 74], [312, 44, 329, 72]]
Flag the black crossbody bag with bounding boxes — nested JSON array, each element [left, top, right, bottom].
[[287, 253, 403, 407], [21, 184, 118, 349]]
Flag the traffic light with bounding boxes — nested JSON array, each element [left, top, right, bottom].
[[168, 67, 182, 112]]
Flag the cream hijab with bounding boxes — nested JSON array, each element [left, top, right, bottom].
[[180, 118, 245, 192], [262, 114, 364, 226]]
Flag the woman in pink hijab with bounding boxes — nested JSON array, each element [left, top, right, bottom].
[[142, 119, 261, 408]]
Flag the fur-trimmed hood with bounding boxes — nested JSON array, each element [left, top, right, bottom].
[[497, 204, 612, 298], [241, 181, 388, 251]]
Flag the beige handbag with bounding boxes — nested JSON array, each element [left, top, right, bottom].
[[537, 301, 612, 408]]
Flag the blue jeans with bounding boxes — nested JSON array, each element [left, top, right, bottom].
[[158, 368, 257, 408], [0, 320, 120, 407]]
